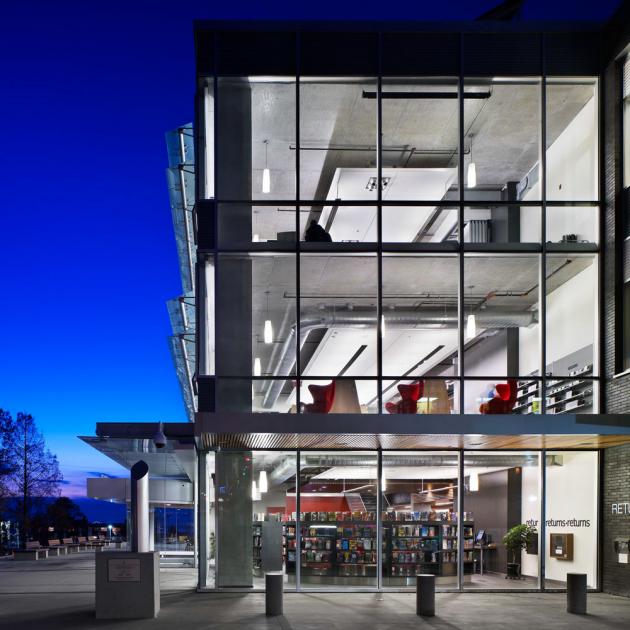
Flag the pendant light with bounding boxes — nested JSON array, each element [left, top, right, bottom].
[[469, 471, 479, 492], [253, 357, 261, 377], [259, 470, 268, 494], [263, 290, 273, 344], [466, 285, 477, 340], [467, 135, 477, 188], [252, 480, 260, 501], [381, 471, 387, 493], [262, 139, 271, 194]]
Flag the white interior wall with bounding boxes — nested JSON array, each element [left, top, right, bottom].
[[463, 332, 507, 413], [545, 452, 598, 587], [520, 95, 597, 241], [521, 465, 540, 578], [546, 262, 596, 368]]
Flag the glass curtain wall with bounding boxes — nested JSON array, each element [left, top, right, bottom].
[[206, 69, 600, 413]]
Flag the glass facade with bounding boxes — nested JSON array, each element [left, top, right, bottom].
[[201, 69, 601, 416], [198, 448, 599, 592]]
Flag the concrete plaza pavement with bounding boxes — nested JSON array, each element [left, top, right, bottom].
[[1, 553, 630, 629]]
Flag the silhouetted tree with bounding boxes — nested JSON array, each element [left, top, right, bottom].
[[46, 497, 88, 538], [0, 410, 62, 548]]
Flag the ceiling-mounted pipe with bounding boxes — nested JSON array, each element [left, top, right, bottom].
[[261, 307, 538, 409]]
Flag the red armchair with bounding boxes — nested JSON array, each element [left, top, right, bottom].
[[385, 381, 423, 414], [479, 380, 518, 414], [304, 381, 336, 413]]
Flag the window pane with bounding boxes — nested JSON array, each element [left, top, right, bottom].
[[463, 79, 541, 201], [381, 78, 458, 242], [203, 79, 215, 199], [300, 205, 376, 243], [216, 77, 296, 201], [219, 203, 297, 247], [464, 451, 541, 590], [546, 206, 598, 245], [463, 254, 541, 379], [216, 253, 296, 385], [299, 78, 377, 201], [545, 451, 598, 589], [545, 253, 598, 376], [299, 451, 377, 589], [463, 205, 541, 244], [546, 79, 598, 202], [299, 378, 378, 414], [382, 254, 459, 411], [299, 254, 377, 377], [382, 451, 460, 589], [546, 378, 598, 415]]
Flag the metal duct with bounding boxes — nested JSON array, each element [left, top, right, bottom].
[[300, 454, 540, 468], [262, 307, 537, 409]]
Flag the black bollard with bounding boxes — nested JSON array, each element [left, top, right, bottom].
[[566, 573, 587, 615], [416, 574, 436, 617], [265, 571, 283, 616]]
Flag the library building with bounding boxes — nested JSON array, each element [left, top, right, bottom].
[[85, 9, 630, 597]]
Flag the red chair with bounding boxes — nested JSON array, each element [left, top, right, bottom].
[[304, 381, 336, 413], [385, 381, 423, 414], [479, 379, 518, 414]]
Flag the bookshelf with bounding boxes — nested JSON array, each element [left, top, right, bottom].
[[513, 364, 593, 415]]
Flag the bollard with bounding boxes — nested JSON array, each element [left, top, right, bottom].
[[567, 573, 587, 614], [265, 572, 283, 616], [416, 574, 435, 617]]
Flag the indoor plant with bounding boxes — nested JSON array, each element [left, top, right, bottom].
[[502, 524, 537, 579]]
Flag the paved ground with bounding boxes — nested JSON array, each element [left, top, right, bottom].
[[1, 553, 630, 629]]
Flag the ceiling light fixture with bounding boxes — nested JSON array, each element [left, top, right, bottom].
[[262, 140, 271, 194], [381, 471, 387, 493], [259, 470, 268, 493], [469, 471, 479, 492], [264, 291, 273, 344], [466, 285, 477, 340], [252, 480, 260, 501], [467, 135, 477, 188], [254, 357, 262, 377]]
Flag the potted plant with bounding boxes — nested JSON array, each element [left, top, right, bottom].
[[502, 524, 537, 579]]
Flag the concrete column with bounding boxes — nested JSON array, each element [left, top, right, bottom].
[[131, 461, 150, 553], [216, 451, 253, 587], [416, 574, 436, 617]]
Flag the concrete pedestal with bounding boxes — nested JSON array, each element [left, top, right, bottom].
[[567, 573, 587, 615], [416, 574, 436, 617], [95, 552, 160, 619]]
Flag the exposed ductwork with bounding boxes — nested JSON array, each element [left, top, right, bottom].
[[262, 307, 538, 409]]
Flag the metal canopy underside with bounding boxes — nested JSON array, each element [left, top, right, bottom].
[[80, 422, 196, 481], [196, 412, 630, 451]]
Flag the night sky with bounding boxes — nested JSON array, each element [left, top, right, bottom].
[[0, 0, 621, 521]]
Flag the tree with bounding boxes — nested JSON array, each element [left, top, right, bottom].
[[45, 497, 87, 538], [0, 410, 63, 548]]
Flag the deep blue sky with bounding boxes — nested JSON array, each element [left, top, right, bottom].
[[0, 0, 622, 517]]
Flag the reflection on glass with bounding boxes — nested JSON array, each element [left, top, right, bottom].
[[545, 451, 598, 589], [299, 451, 377, 588], [464, 79, 541, 200], [545, 253, 598, 377], [382, 451, 461, 588], [299, 78, 377, 201], [546, 79, 598, 202], [464, 451, 541, 590]]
